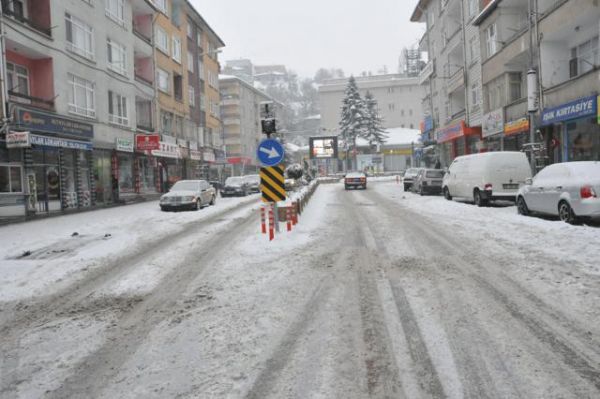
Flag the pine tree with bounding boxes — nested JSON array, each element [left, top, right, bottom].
[[362, 91, 388, 146], [339, 76, 366, 167]]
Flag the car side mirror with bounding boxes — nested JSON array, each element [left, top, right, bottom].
[[525, 178, 533, 185]]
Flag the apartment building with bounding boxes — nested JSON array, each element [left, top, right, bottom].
[[219, 75, 273, 175], [0, 0, 224, 221], [411, 0, 485, 167], [0, 0, 157, 219], [475, 0, 599, 164], [318, 74, 423, 133]]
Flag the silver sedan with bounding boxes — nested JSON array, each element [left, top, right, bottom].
[[516, 161, 600, 224]]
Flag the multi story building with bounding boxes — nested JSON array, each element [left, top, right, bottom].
[[219, 75, 273, 175], [411, 0, 485, 167], [474, 0, 599, 164], [222, 59, 255, 84], [0, 0, 223, 221], [318, 74, 424, 133]]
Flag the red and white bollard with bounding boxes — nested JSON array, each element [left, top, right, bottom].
[[396, 175, 400, 184], [286, 205, 292, 232], [292, 201, 298, 225], [260, 205, 267, 234], [268, 204, 275, 241]]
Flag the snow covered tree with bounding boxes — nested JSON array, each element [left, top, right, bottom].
[[362, 91, 388, 146], [339, 76, 366, 168]]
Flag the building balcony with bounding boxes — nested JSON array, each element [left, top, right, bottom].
[[221, 98, 240, 106], [8, 90, 54, 111], [131, 0, 154, 41], [1, 0, 52, 38], [447, 68, 465, 94], [223, 118, 241, 126], [419, 61, 434, 85], [504, 98, 527, 122]]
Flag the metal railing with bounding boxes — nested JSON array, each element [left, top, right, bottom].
[[8, 90, 54, 110], [2, 8, 52, 37]]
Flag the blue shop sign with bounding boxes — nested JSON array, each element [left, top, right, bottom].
[[421, 116, 434, 133], [16, 108, 94, 139], [541, 95, 597, 126], [30, 134, 93, 151]]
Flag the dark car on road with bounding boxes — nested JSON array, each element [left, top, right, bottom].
[[221, 176, 249, 197], [344, 172, 367, 190], [159, 180, 216, 211], [412, 169, 445, 195]]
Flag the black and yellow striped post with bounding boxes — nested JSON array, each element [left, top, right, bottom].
[[260, 165, 286, 203]]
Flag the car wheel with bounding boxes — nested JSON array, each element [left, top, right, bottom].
[[474, 189, 487, 207], [419, 186, 424, 196], [210, 195, 216, 206], [403, 184, 409, 191], [443, 187, 452, 201], [195, 199, 201, 210], [558, 201, 577, 224], [517, 196, 529, 216]]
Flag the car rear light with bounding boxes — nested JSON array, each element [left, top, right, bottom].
[[360, 177, 366, 182], [484, 183, 493, 191], [580, 185, 597, 199]]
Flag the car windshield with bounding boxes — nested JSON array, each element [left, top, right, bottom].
[[426, 170, 444, 178], [170, 181, 198, 191], [225, 177, 243, 186], [244, 175, 260, 183]]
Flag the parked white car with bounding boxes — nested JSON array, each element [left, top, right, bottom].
[[160, 180, 216, 211], [442, 152, 532, 206], [516, 161, 600, 224]]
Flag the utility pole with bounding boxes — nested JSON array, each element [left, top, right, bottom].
[[527, 0, 539, 175]]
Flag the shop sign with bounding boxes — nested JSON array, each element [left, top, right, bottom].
[[136, 134, 160, 151], [436, 121, 464, 143], [597, 95, 600, 124], [482, 108, 504, 138], [383, 148, 412, 156], [189, 141, 199, 151], [6, 131, 31, 148], [190, 150, 202, 161], [541, 95, 597, 126], [30, 134, 93, 151], [116, 137, 134, 153], [203, 150, 216, 163], [420, 116, 434, 133], [151, 141, 181, 159], [215, 149, 227, 164], [15, 108, 93, 139], [504, 118, 529, 136]]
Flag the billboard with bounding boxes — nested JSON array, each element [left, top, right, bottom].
[[309, 136, 338, 159]]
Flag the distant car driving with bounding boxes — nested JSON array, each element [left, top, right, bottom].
[[516, 161, 600, 224], [412, 169, 445, 195], [403, 168, 423, 191], [221, 176, 249, 197], [344, 172, 367, 190], [243, 175, 261, 194], [159, 180, 216, 211]]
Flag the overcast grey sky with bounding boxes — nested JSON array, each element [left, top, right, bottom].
[[191, 0, 425, 79]]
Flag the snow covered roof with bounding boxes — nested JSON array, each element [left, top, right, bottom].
[[305, 114, 321, 120], [356, 127, 422, 147]]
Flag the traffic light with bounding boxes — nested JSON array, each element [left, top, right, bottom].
[[260, 101, 277, 135]]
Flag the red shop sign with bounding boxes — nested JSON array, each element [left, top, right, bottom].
[[135, 134, 160, 151]]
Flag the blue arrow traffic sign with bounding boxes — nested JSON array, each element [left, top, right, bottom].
[[257, 139, 285, 167]]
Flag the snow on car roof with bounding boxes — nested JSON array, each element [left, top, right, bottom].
[[564, 161, 600, 180]]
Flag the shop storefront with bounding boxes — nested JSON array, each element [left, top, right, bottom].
[[541, 95, 599, 162], [0, 134, 25, 218], [152, 141, 184, 192], [503, 117, 530, 151], [482, 108, 504, 152], [6, 108, 95, 217], [436, 120, 482, 167]]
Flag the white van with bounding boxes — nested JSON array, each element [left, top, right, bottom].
[[442, 152, 532, 206]]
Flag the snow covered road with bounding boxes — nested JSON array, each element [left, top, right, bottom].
[[1, 181, 599, 398]]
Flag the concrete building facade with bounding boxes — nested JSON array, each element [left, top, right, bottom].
[[318, 74, 424, 134]]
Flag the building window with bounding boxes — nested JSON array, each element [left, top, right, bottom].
[[207, 70, 218, 88], [6, 62, 29, 97], [570, 36, 599, 78], [65, 13, 94, 60], [401, 109, 405, 116], [468, 0, 477, 17], [200, 94, 206, 110], [410, 123, 414, 129], [469, 37, 477, 63], [172, 37, 181, 63], [136, 97, 153, 130], [156, 27, 169, 54], [68, 74, 95, 118], [157, 68, 169, 93], [173, 73, 183, 101], [387, 87, 394, 94], [388, 103, 395, 111], [188, 85, 195, 106], [187, 50, 194, 72], [508, 72, 522, 102], [198, 58, 205, 79], [197, 30, 202, 47], [409, 109, 413, 116], [186, 20, 193, 39], [485, 23, 498, 58], [105, 0, 124, 25], [0, 164, 23, 193], [108, 90, 128, 127], [471, 84, 480, 106], [153, 0, 167, 15], [5, 0, 27, 19], [161, 110, 173, 134], [107, 38, 127, 75]]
